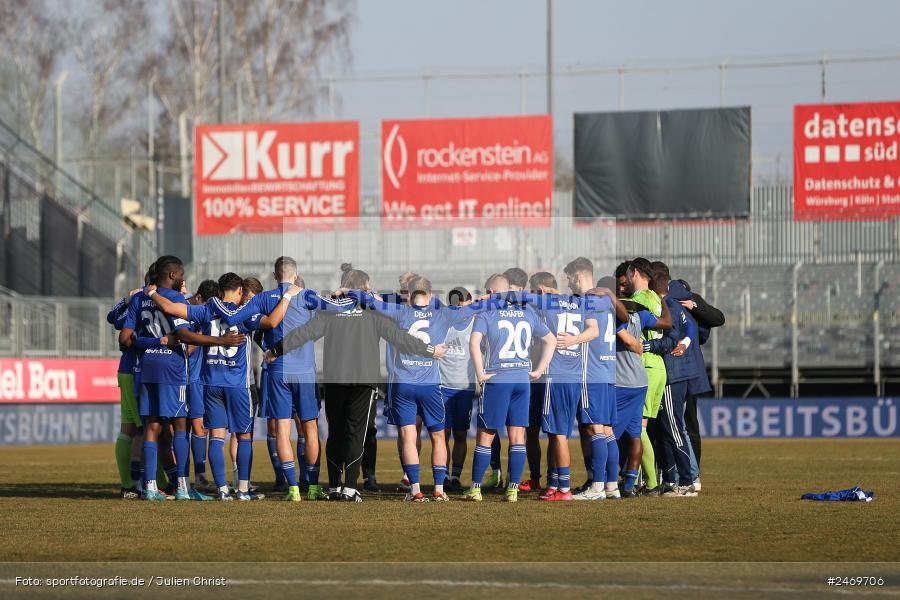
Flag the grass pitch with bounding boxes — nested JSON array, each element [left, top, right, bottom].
[[1, 439, 899, 599]]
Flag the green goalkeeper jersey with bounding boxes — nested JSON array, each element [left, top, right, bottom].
[[631, 288, 666, 370]]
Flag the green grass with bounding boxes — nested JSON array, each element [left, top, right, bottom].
[[0, 439, 898, 564]]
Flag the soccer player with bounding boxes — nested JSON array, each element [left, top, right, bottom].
[[119, 256, 244, 501], [152, 272, 298, 500], [557, 258, 626, 501], [644, 268, 708, 497], [608, 280, 670, 497], [355, 275, 478, 502], [107, 286, 145, 499], [441, 286, 477, 491], [521, 271, 602, 501], [186, 279, 222, 493], [463, 274, 555, 503], [625, 257, 667, 495]]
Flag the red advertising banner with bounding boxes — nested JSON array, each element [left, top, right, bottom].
[[195, 121, 359, 235], [381, 115, 553, 227], [0, 359, 120, 404], [795, 101, 900, 220]]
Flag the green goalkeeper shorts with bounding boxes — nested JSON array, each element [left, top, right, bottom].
[[118, 373, 142, 427], [643, 365, 666, 419]]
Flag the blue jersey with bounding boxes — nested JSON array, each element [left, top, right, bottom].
[[472, 302, 550, 383], [185, 302, 205, 383], [187, 302, 260, 388], [212, 285, 353, 376], [525, 293, 600, 384], [125, 287, 191, 385], [584, 294, 617, 385], [371, 298, 477, 385], [108, 298, 137, 375]]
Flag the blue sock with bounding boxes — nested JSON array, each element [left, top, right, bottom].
[[143, 441, 158, 487], [298, 437, 308, 483], [548, 467, 559, 488], [130, 460, 141, 487], [267, 435, 283, 484], [190, 432, 207, 478], [433, 465, 447, 488], [237, 438, 252, 482], [306, 463, 320, 485], [471, 444, 491, 488], [282, 460, 298, 487], [606, 435, 620, 485], [583, 452, 594, 482], [403, 463, 421, 485], [173, 431, 190, 479], [490, 436, 501, 470], [208, 437, 226, 487], [557, 466, 571, 491], [508, 444, 526, 486], [529, 457, 541, 482], [451, 463, 463, 479], [623, 469, 639, 492], [590, 433, 608, 485]]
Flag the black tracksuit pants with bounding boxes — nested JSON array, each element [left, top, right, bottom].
[[323, 384, 378, 491], [684, 393, 701, 468]]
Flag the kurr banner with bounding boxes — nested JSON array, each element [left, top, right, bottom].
[[794, 101, 900, 220], [0, 359, 120, 404], [381, 115, 553, 227], [195, 121, 359, 234]]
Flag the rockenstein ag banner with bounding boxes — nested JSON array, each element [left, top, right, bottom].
[[381, 115, 553, 227], [194, 121, 359, 235], [794, 101, 900, 220]]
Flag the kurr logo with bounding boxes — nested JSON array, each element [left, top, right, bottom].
[[383, 124, 408, 190], [201, 130, 355, 181]]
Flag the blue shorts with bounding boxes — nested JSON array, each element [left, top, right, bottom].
[[442, 387, 475, 432], [578, 382, 616, 426], [267, 373, 319, 421], [140, 383, 188, 419], [529, 381, 546, 428], [614, 386, 647, 440], [477, 380, 530, 431], [541, 380, 582, 437], [203, 386, 254, 433], [257, 369, 269, 418], [187, 382, 205, 420], [392, 383, 445, 432]]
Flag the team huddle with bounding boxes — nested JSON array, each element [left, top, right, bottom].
[[109, 254, 724, 502]]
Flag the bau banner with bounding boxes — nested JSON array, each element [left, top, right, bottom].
[[698, 397, 898, 438], [0, 359, 119, 404], [381, 115, 553, 227], [795, 101, 900, 220], [195, 121, 359, 235]]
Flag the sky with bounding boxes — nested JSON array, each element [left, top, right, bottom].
[[326, 0, 900, 191]]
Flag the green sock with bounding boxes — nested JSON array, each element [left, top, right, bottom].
[[115, 433, 133, 488], [640, 428, 658, 489]]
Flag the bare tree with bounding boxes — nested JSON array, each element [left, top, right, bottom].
[[0, 1, 64, 153], [65, 0, 151, 190], [229, 0, 354, 121]]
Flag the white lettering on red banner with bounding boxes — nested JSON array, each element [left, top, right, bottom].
[[381, 115, 553, 227], [195, 121, 359, 235], [0, 359, 119, 404], [794, 101, 900, 220]]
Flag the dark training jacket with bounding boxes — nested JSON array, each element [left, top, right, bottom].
[[647, 280, 711, 395], [273, 306, 435, 388]]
